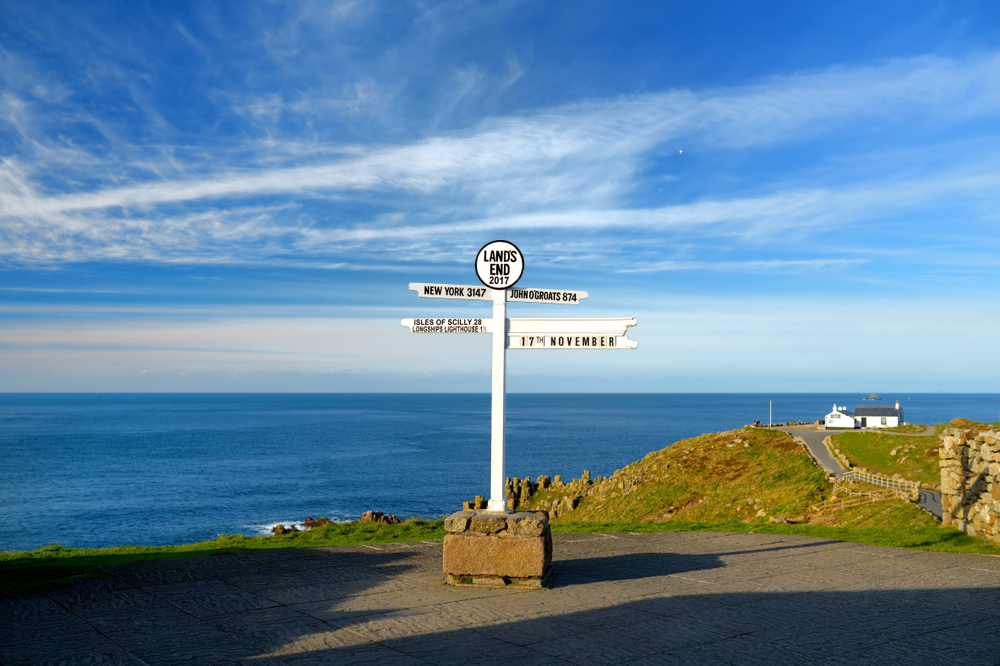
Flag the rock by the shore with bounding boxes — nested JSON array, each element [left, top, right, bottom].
[[358, 510, 401, 525], [273, 516, 333, 535]]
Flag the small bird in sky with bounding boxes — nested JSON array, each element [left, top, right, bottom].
[[715, 153, 719, 158]]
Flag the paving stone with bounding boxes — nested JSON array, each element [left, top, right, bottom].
[[902, 618, 1000, 662], [808, 638, 986, 666], [116, 568, 206, 588], [104, 626, 251, 666], [385, 627, 566, 665], [844, 605, 993, 639], [167, 589, 280, 617], [469, 614, 589, 646], [248, 626, 373, 657], [0, 631, 137, 666], [55, 588, 159, 617], [291, 583, 497, 619], [627, 649, 738, 666], [624, 590, 743, 617], [258, 574, 419, 605], [83, 600, 199, 634], [668, 634, 808, 666], [527, 628, 662, 665], [0, 594, 93, 640], [280, 643, 427, 666], [609, 615, 737, 649], [326, 608, 461, 642], [140, 578, 245, 600], [680, 600, 797, 634], [746, 624, 888, 659]]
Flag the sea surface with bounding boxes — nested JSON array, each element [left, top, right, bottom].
[[1, 393, 998, 553]]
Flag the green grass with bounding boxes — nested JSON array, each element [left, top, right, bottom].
[[0, 519, 445, 598], [525, 427, 830, 523], [832, 431, 941, 486], [881, 423, 928, 434]]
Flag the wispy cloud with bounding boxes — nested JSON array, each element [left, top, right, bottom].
[[2, 52, 999, 267]]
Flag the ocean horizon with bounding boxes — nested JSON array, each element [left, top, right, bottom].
[[2, 392, 998, 553]]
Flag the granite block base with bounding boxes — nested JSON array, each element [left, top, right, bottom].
[[442, 510, 552, 588]]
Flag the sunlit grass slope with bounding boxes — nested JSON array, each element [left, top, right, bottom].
[[832, 432, 941, 486]]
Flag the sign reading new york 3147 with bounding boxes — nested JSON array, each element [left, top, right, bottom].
[[475, 240, 523, 289]]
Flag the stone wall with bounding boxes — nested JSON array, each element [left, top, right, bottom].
[[939, 427, 1000, 539]]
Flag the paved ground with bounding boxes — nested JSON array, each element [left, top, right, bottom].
[[5, 531, 1000, 665]]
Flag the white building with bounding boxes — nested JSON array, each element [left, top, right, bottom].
[[825, 404, 858, 429], [854, 401, 904, 428], [824, 401, 904, 429]]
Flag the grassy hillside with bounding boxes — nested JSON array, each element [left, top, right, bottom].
[[523, 427, 830, 524], [518, 427, 955, 538]]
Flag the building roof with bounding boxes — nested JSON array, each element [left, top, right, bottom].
[[854, 406, 901, 417]]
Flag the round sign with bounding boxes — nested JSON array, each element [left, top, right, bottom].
[[475, 240, 524, 290]]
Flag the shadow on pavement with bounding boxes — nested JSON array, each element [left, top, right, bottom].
[[3, 538, 1000, 666]]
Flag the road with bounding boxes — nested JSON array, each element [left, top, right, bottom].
[[773, 425, 849, 477], [773, 425, 942, 519]]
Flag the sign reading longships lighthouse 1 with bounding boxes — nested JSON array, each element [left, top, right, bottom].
[[403, 241, 638, 587]]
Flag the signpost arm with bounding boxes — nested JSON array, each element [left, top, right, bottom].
[[488, 288, 508, 512]]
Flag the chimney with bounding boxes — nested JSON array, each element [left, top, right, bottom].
[[895, 400, 899, 410]]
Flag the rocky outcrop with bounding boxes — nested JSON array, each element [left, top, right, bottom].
[[357, 510, 401, 525], [272, 516, 333, 534], [940, 427, 1000, 539]]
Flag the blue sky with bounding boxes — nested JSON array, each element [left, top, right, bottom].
[[2, 1, 999, 392]]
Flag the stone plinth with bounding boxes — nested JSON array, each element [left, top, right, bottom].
[[442, 510, 552, 588]]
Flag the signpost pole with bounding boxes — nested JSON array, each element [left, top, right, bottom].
[[488, 287, 508, 511]]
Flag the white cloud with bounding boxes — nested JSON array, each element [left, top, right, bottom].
[[2, 52, 999, 266]]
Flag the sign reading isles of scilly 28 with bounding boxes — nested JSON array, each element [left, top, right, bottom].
[[402, 240, 638, 512]]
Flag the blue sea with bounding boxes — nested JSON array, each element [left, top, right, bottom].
[[1, 393, 998, 553]]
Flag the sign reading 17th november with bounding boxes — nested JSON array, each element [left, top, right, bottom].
[[402, 240, 638, 512]]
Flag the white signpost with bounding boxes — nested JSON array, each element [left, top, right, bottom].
[[403, 240, 638, 512]]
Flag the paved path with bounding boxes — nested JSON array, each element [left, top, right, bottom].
[[5, 532, 1000, 665], [773, 426, 848, 477]]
